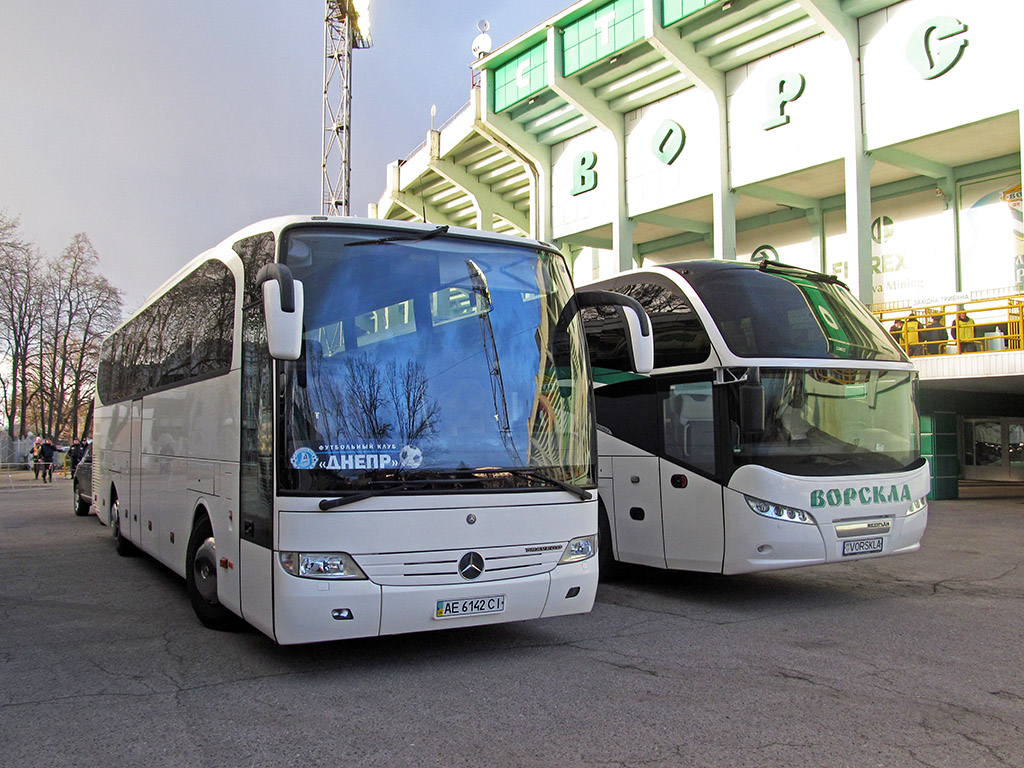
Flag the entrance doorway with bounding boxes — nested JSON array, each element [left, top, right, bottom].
[[962, 418, 1024, 481]]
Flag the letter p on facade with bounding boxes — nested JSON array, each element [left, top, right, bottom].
[[763, 72, 806, 130]]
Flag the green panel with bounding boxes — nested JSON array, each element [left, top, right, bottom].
[[663, 0, 722, 26], [493, 43, 548, 113], [920, 413, 934, 432], [929, 476, 959, 500], [934, 411, 957, 434], [920, 433, 934, 456], [562, 0, 645, 76], [934, 432, 958, 455], [934, 456, 959, 477]]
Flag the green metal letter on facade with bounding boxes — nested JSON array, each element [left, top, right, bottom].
[[763, 72, 806, 131], [571, 151, 599, 195], [652, 120, 686, 165], [907, 17, 969, 80], [493, 43, 548, 113], [562, 0, 645, 77]]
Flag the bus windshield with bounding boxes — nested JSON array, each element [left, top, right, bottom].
[[277, 226, 592, 493], [728, 368, 921, 477]]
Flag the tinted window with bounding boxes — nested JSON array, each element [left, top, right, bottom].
[[583, 279, 710, 373], [236, 233, 275, 547], [661, 379, 716, 475], [97, 259, 235, 403], [594, 377, 660, 455], [687, 267, 903, 361]]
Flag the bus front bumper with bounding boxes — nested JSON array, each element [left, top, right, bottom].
[[272, 558, 597, 645]]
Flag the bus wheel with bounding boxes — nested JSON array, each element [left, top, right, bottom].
[[112, 499, 135, 556], [597, 498, 619, 581], [186, 516, 234, 630]]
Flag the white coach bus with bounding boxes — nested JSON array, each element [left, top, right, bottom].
[[91, 216, 650, 644], [581, 260, 928, 576]]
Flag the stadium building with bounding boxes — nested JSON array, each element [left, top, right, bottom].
[[372, 0, 1023, 498]]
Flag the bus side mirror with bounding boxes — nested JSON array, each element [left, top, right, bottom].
[[257, 263, 304, 360], [559, 290, 654, 374], [621, 301, 654, 374], [739, 368, 764, 436]]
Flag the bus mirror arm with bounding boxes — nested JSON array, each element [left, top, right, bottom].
[[256, 263, 305, 361], [558, 290, 654, 374], [739, 367, 765, 436]]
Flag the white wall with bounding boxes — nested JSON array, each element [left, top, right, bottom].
[[623, 87, 719, 216], [862, 0, 1022, 150], [727, 35, 849, 188]]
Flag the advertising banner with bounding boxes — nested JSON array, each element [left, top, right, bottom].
[[958, 174, 1023, 294]]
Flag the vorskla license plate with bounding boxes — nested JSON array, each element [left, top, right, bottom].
[[435, 595, 505, 619], [843, 537, 883, 556]]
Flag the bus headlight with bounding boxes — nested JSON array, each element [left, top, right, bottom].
[[745, 495, 816, 525], [906, 496, 927, 516], [558, 535, 596, 564], [279, 552, 367, 579]]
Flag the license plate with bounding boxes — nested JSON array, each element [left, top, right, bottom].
[[843, 537, 884, 556], [435, 595, 505, 619]]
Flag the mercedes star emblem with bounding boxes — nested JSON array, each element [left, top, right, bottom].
[[458, 551, 485, 580]]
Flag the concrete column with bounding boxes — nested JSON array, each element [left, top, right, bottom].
[[795, 0, 874, 300], [545, 26, 635, 272], [646, 2, 735, 260]]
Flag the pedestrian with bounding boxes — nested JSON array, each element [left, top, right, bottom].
[[68, 438, 85, 476], [31, 437, 43, 479], [924, 310, 947, 354], [38, 438, 56, 483], [952, 310, 980, 353], [888, 318, 904, 350], [904, 312, 923, 356]]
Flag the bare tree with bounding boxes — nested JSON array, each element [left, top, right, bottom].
[[0, 213, 42, 438], [386, 359, 440, 445], [0, 220, 122, 440], [341, 354, 392, 441], [37, 234, 122, 438]]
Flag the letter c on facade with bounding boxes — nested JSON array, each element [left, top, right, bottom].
[[907, 17, 969, 80]]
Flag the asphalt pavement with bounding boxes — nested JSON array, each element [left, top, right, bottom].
[[1, 471, 1022, 767]]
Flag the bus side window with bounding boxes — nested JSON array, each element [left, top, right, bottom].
[[662, 380, 715, 474], [594, 378, 659, 454]]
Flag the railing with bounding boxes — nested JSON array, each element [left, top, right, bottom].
[[873, 292, 1024, 358]]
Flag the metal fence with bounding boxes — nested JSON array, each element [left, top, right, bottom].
[[0, 435, 37, 470], [873, 293, 1024, 358]]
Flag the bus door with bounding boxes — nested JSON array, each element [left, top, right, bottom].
[[610, 455, 666, 568], [658, 380, 725, 572], [129, 398, 144, 545], [597, 377, 667, 568]]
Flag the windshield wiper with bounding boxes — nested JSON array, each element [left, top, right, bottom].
[[343, 224, 449, 248], [472, 467, 591, 501], [318, 479, 437, 510]]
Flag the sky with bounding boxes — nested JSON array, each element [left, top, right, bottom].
[[0, 1, 565, 310]]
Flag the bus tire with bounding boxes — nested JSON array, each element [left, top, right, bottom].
[[186, 516, 235, 631], [597, 497, 619, 581], [112, 499, 135, 556]]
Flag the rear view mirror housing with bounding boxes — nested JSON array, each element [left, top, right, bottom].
[[256, 263, 304, 360], [558, 290, 654, 374]]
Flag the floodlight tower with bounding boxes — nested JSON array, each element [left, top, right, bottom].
[[321, 0, 372, 216]]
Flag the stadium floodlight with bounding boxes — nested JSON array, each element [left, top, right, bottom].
[[322, 0, 373, 216]]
